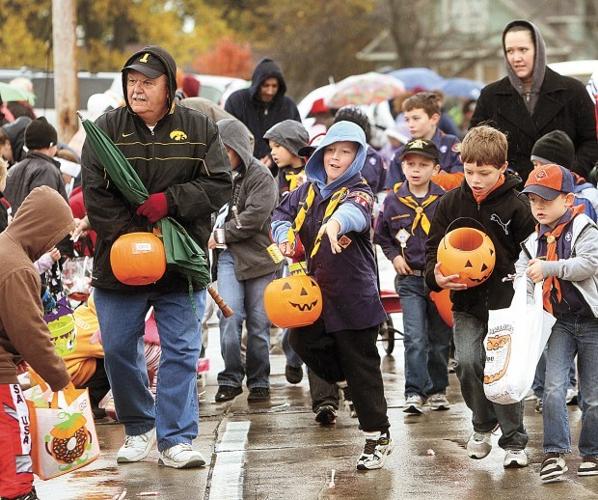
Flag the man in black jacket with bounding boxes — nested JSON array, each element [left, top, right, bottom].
[[82, 45, 231, 469], [225, 58, 301, 171]]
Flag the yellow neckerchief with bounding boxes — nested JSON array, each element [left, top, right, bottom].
[[285, 167, 305, 191], [394, 182, 438, 235], [287, 183, 348, 258]]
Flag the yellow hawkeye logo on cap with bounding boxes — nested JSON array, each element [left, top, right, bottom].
[[170, 130, 188, 141], [410, 139, 426, 149], [139, 53, 150, 63]]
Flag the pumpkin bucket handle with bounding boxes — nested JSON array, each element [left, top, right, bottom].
[[444, 217, 489, 236]]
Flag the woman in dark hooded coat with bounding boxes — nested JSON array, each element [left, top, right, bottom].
[[471, 20, 598, 183]]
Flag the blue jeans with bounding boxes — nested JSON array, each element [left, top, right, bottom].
[[217, 250, 273, 389], [452, 311, 528, 450], [532, 348, 577, 399], [396, 275, 451, 398], [94, 287, 205, 452], [543, 316, 598, 456]]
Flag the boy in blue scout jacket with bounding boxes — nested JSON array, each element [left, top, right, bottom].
[[374, 139, 451, 415], [515, 164, 598, 482], [386, 92, 463, 190], [271, 121, 392, 471]]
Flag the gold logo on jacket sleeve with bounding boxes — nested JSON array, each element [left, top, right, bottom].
[[170, 130, 188, 141]]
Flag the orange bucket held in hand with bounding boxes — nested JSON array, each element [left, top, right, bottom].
[[264, 274, 322, 328], [110, 232, 166, 286], [437, 218, 496, 288]]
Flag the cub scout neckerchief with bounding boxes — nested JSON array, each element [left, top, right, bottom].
[[541, 205, 584, 314], [287, 183, 348, 258], [285, 169, 305, 191], [394, 183, 438, 235]]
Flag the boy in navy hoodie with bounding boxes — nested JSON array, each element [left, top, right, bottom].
[[375, 139, 451, 415], [271, 121, 391, 470]]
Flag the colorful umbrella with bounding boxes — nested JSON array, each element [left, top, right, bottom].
[[78, 113, 211, 289], [388, 67, 445, 91], [440, 78, 484, 99], [325, 73, 405, 108], [0, 82, 35, 103]]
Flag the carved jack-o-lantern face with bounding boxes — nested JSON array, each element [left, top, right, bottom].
[[110, 232, 166, 286], [437, 227, 496, 288], [264, 274, 322, 328]]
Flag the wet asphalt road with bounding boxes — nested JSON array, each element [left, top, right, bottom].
[[36, 253, 598, 500]]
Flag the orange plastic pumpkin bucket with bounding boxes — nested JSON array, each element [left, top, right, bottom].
[[110, 232, 166, 286], [264, 274, 322, 328], [437, 223, 495, 288]]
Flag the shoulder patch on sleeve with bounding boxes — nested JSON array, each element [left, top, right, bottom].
[[451, 142, 461, 153], [346, 190, 374, 210]]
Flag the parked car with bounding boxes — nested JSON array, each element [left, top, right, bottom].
[[548, 59, 598, 84]]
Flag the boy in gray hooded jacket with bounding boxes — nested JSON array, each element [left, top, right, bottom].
[[516, 164, 598, 482], [209, 119, 280, 403]]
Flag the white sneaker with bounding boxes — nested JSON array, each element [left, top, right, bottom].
[[403, 394, 425, 414], [503, 449, 528, 468], [466, 431, 492, 459], [117, 428, 156, 463], [428, 393, 450, 411], [159, 443, 206, 469]]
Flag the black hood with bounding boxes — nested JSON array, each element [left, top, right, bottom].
[[121, 45, 177, 116], [249, 58, 287, 101]]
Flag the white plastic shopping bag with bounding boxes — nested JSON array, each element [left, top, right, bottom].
[[483, 279, 556, 405], [24, 380, 100, 479]]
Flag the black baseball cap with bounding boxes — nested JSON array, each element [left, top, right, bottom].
[[123, 52, 166, 79], [400, 138, 440, 162]]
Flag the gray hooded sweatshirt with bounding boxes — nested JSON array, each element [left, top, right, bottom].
[[217, 119, 281, 280], [502, 20, 546, 114]]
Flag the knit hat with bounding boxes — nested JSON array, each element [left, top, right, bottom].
[[522, 163, 574, 200], [531, 130, 574, 170], [263, 119, 309, 157], [25, 117, 58, 150]]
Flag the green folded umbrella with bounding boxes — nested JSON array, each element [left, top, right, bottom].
[[78, 113, 210, 289]]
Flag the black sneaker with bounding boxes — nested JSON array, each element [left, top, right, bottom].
[[285, 364, 303, 384], [578, 456, 598, 476], [215, 385, 242, 403], [247, 387, 270, 401], [540, 452, 568, 482], [356, 432, 393, 470], [315, 404, 337, 426]]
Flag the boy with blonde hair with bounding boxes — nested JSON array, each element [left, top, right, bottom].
[[516, 164, 598, 481], [425, 125, 536, 468]]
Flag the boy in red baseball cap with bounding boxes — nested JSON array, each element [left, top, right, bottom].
[[517, 163, 598, 482]]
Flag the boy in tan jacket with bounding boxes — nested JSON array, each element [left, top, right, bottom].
[[0, 186, 74, 500]]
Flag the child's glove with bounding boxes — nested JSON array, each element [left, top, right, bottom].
[[136, 192, 169, 223]]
